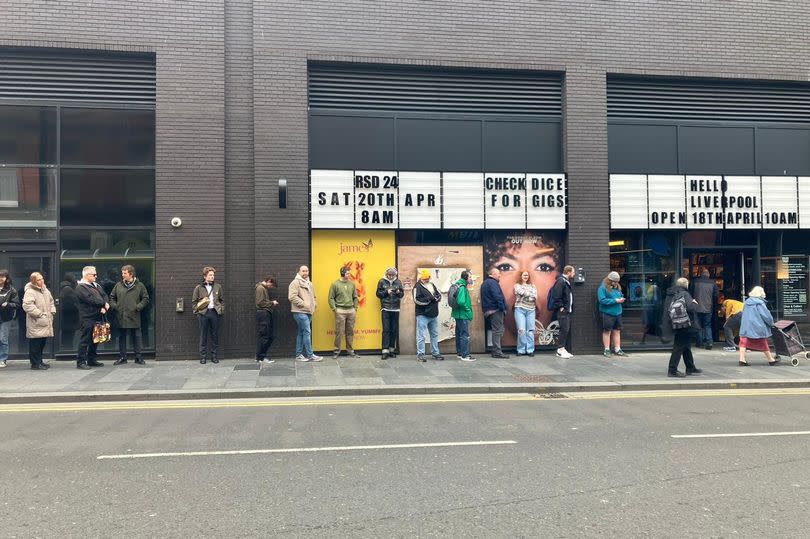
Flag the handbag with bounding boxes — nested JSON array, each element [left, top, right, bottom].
[[92, 315, 111, 344]]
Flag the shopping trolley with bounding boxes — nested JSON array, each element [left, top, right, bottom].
[[771, 320, 810, 366]]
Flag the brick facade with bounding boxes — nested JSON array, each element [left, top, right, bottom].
[[3, 1, 809, 356]]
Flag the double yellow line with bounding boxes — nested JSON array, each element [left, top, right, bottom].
[[1, 387, 809, 414]]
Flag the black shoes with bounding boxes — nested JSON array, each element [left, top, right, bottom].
[[77, 363, 91, 370], [30, 363, 48, 370], [686, 368, 703, 375], [114, 358, 127, 366], [416, 354, 427, 362], [200, 358, 207, 364], [432, 354, 444, 361], [87, 361, 104, 367], [667, 371, 686, 377], [211, 358, 219, 364], [491, 353, 510, 359], [134, 358, 146, 365]]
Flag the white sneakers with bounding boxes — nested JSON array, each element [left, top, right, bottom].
[[556, 348, 574, 359]]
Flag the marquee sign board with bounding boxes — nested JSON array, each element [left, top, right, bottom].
[[609, 174, 807, 229], [311, 170, 568, 230]]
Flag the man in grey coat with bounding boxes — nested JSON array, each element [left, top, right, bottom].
[[690, 269, 719, 350]]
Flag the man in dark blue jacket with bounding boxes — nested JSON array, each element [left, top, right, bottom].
[[480, 268, 509, 358]]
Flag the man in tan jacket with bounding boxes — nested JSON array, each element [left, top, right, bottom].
[[288, 265, 321, 362]]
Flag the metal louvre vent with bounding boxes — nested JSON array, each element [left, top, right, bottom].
[[0, 47, 156, 105], [608, 76, 810, 123], [309, 63, 562, 116]]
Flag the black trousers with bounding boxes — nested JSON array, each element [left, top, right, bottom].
[[256, 310, 274, 359], [381, 310, 399, 351], [198, 309, 221, 360], [77, 319, 99, 365], [669, 328, 698, 373], [29, 337, 46, 367], [118, 328, 143, 360], [557, 310, 572, 351]]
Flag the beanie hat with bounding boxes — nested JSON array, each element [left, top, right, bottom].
[[607, 271, 620, 282], [419, 269, 431, 280]]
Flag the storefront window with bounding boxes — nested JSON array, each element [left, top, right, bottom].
[[610, 232, 678, 348], [777, 231, 810, 340], [0, 105, 57, 164], [58, 230, 155, 353], [0, 167, 57, 227]]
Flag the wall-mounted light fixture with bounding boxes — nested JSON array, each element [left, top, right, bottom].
[[279, 177, 287, 208]]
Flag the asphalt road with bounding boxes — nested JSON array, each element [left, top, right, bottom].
[[2, 391, 809, 538]]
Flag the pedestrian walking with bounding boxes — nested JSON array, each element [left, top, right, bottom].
[[481, 268, 510, 359], [451, 270, 475, 362], [376, 267, 403, 360], [192, 266, 224, 364], [512, 271, 537, 357], [662, 277, 702, 377], [22, 272, 56, 370], [0, 269, 20, 368], [110, 265, 150, 365], [413, 269, 443, 362], [721, 296, 744, 351], [75, 266, 109, 369], [690, 269, 719, 349], [255, 276, 278, 364], [597, 271, 627, 357], [549, 265, 576, 358], [328, 266, 360, 358], [738, 286, 778, 366], [288, 265, 321, 362]]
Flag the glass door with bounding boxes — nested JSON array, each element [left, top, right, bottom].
[[0, 249, 55, 359]]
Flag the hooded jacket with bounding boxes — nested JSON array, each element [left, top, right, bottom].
[[288, 274, 316, 314], [451, 279, 473, 321], [413, 280, 441, 318], [660, 284, 698, 343], [480, 276, 507, 313], [740, 297, 773, 339], [22, 282, 56, 338]]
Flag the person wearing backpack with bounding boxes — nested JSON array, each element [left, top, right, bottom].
[[450, 270, 475, 362], [548, 265, 575, 359], [662, 277, 702, 377]]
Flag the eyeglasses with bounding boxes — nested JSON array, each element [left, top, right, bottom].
[[89, 273, 97, 276]]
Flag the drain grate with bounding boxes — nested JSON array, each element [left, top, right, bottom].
[[535, 392, 568, 399]]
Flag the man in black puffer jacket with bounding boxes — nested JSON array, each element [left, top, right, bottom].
[[376, 267, 403, 360]]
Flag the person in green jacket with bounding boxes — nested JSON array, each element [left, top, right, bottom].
[[328, 266, 359, 359], [110, 265, 150, 365], [451, 270, 475, 362]]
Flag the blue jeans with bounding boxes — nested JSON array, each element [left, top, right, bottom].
[[454, 318, 470, 357], [416, 315, 440, 356], [696, 312, 712, 345], [514, 307, 535, 354], [293, 313, 313, 357], [0, 321, 9, 362]]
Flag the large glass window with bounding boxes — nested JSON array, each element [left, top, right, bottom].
[[610, 232, 678, 348], [0, 167, 57, 226], [0, 105, 57, 164], [58, 230, 155, 353], [60, 169, 155, 226], [60, 108, 155, 166]]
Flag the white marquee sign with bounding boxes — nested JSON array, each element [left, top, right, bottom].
[[311, 170, 567, 230], [609, 174, 807, 229]]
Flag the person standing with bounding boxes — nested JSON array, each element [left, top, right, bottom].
[[75, 266, 109, 370], [413, 269, 443, 362], [597, 271, 627, 358], [58, 274, 79, 349], [288, 265, 321, 362], [328, 266, 360, 359], [192, 266, 224, 364], [690, 269, 719, 350], [481, 268, 510, 359], [376, 267, 403, 360], [451, 270, 475, 362], [738, 286, 778, 366], [255, 276, 278, 364], [549, 265, 575, 359], [512, 271, 538, 357], [662, 277, 702, 377], [22, 272, 56, 370], [721, 296, 744, 352], [0, 269, 20, 368], [110, 265, 150, 365]]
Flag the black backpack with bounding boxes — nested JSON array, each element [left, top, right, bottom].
[[669, 293, 691, 329], [447, 283, 461, 309]]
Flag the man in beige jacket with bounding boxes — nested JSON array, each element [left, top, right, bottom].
[[288, 265, 321, 362]]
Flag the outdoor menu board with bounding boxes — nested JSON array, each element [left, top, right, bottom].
[[780, 256, 808, 317]]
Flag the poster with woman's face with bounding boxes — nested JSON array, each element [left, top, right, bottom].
[[484, 231, 565, 348]]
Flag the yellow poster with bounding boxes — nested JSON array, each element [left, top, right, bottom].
[[311, 230, 395, 352]]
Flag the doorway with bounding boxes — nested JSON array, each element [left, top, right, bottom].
[[0, 249, 56, 359], [682, 247, 757, 343]]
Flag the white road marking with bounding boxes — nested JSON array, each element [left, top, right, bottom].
[[97, 440, 518, 460], [672, 430, 810, 439]]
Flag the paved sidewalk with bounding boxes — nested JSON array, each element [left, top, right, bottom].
[[1, 348, 810, 403]]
